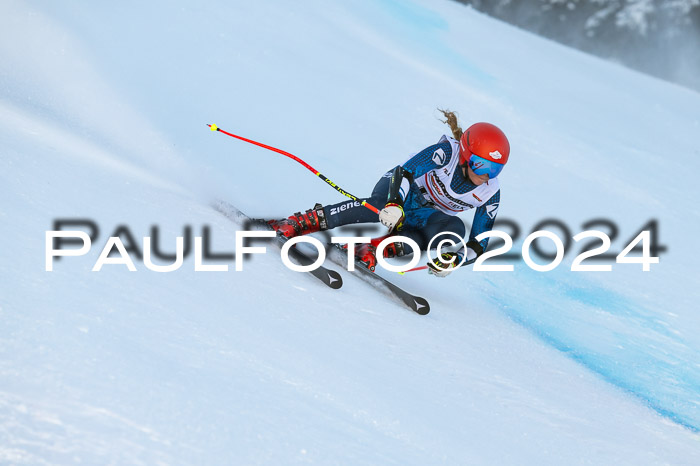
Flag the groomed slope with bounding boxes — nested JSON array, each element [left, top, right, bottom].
[[1, 0, 699, 464]]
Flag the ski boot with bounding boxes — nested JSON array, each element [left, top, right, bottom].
[[268, 203, 328, 238], [354, 236, 405, 272]]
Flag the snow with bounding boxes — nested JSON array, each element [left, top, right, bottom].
[[1, 0, 699, 464]]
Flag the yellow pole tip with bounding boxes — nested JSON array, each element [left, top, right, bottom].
[[210, 124, 218, 131]]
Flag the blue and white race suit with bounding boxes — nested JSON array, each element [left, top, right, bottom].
[[322, 135, 501, 258]]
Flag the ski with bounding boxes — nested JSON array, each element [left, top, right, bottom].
[[212, 200, 428, 312], [212, 201, 343, 289], [329, 244, 430, 315]]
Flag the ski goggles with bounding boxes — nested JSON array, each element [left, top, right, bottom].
[[467, 153, 505, 179]]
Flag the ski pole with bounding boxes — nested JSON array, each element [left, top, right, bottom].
[[208, 124, 380, 215], [398, 265, 428, 275]]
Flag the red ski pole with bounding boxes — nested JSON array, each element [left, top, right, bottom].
[[208, 124, 380, 215], [398, 265, 429, 274]]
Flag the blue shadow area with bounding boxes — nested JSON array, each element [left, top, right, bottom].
[[374, 0, 496, 85], [485, 270, 700, 432]]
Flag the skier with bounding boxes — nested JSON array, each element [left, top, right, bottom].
[[268, 111, 510, 278]]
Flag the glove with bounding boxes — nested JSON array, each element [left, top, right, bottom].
[[378, 203, 404, 230], [464, 246, 478, 264], [427, 252, 463, 278]]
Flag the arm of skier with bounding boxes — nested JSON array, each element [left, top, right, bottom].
[[379, 141, 453, 230], [464, 190, 500, 262], [378, 165, 412, 230]]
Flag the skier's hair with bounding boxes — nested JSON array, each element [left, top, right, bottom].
[[438, 108, 463, 140]]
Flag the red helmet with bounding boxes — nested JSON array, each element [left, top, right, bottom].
[[459, 122, 510, 166]]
